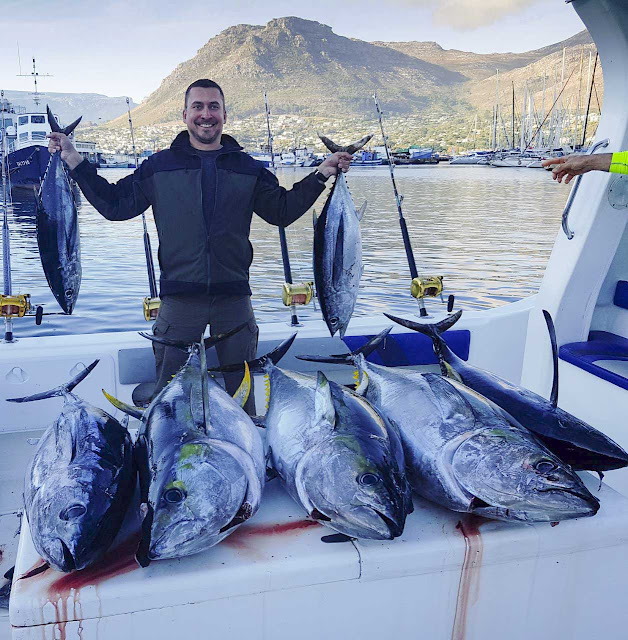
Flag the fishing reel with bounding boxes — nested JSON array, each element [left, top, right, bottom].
[[143, 296, 161, 321], [0, 294, 44, 325], [282, 282, 314, 307], [411, 276, 444, 301]]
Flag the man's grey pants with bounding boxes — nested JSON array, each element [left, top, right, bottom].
[[152, 294, 258, 415]]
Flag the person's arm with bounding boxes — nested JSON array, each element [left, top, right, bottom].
[[541, 153, 612, 184], [48, 132, 151, 221], [253, 151, 352, 227]]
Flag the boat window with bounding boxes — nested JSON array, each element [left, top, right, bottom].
[[32, 131, 47, 140], [31, 115, 45, 124], [2, 118, 13, 127], [19, 132, 29, 141], [18, 116, 28, 126]]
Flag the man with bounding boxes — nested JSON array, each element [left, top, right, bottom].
[[48, 79, 352, 414], [542, 151, 628, 182]]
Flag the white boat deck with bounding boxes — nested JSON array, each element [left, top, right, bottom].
[[7, 471, 628, 640]]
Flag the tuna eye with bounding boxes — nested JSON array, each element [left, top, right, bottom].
[[330, 317, 339, 326], [358, 473, 380, 487], [61, 504, 86, 520], [164, 488, 185, 504], [535, 460, 556, 474], [64, 289, 74, 299]]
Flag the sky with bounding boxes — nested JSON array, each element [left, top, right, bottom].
[[2, 0, 585, 103]]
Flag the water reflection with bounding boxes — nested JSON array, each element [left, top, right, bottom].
[[1, 165, 569, 338]]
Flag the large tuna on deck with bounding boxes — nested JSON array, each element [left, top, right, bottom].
[[36, 106, 82, 314], [8, 361, 135, 572], [235, 335, 413, 540], [313, 134, 371, 338], [105, 326, 265, 566]]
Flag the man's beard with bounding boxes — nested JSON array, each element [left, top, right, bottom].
[[190, 124, 221, 146]]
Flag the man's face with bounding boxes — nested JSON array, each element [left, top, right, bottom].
[[183, 87, 227, 149]]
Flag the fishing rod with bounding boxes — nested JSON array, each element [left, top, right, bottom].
[[0, 91, 44, 342], [126, 97, 159, 321], [264, 91, 312, 326], [373, 94, 444, 318]]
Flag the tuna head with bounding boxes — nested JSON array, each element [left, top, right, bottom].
[[145, 440, 251, 561], [452, 428, 600, 522], [294, 373, 410, 540], [29, 478, 119, 572]]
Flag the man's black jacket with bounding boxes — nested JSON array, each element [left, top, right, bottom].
[[70, 131, 326, 296]]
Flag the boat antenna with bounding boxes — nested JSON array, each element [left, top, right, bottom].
[[0, 90, 44, 341], [373, 94, 444, 317], [17, 57, 51, 109], [264, 90, 312, 326], [126, 97, 159, 321]]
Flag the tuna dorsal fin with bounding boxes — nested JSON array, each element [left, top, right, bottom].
[[7, 360, 99, 403], [542, 310, 559, 407], [357, 201, 367, 221], [232, 361, 251, 408], [102, 389, 145, 420], [314, 371, 336, 427], [318, 134, 373, 155], [46, 105, 82, 136]]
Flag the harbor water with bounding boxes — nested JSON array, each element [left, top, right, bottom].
[[4, 164, 570, 338]]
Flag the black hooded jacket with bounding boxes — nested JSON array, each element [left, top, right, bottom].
[[70, 131, 325, 296]]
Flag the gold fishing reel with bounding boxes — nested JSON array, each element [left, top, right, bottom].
[[411, 276, 444, 300], [282, 282, 314, 307], [143, 297, 161, 321], [0, 294, 31, 318]]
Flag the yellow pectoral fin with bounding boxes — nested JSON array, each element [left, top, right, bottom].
[[232, 361, 251, 408], [102, 389, 144, 420], [444, 362, 464, 383]]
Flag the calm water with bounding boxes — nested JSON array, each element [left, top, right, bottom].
[[3, 164, 570, 338]]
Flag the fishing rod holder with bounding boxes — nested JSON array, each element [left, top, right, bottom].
[[282, 282, 314, 307], [143, 296, 161, 321], [411, 276, 444, 300]]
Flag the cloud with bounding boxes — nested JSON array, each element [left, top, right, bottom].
[[397, 0, 545, 30]]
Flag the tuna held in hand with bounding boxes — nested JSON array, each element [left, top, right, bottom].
[[36, 106, 83, 314], [8, 361, 135, 572], [313, 134, 370, 337]]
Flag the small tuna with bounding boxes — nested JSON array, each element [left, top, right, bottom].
[[298, 331, 599, 523], [36, 105, 83, 314], [8, 361, 135, 572], [105, 326, 265, 566], [385, 310, 628, 473], [314, 134, 371, 338], [218, 334, 413, 540]]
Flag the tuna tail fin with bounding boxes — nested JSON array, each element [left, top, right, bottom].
[[7, 360, 99, 403], [318, 134, 373, 155], [138, 322, 247, 352], [209, 333, 297, 375], [383, 311, 463, 376], [232, 361, 251, 408], [542, 310, 559, 407], [296, 326, 393, 365], [46, 105, 82, 136], [102, 390, 145, 420]]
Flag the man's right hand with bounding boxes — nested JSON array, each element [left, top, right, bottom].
[[47, 132, 84, 170], [541, 153, 612, 184]]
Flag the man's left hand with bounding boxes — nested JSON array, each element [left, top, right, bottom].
[[317, 152, 353, 178]]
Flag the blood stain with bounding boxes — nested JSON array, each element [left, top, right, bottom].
[[451, 515, 486, 640], [223, 519, 320, 549], [48, 533, 141, 601]]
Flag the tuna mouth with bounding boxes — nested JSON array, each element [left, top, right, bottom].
[[59, 539, 76, 572], [374, 510, 404, 539], [538, 487, 599, 510]]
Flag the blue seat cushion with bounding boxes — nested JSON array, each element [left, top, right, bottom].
[[614, 281, 628, 310], [559, 331, 628, 392], [343, 330, 470, 367]]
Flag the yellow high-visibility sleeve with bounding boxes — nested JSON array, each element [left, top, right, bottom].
[[610, 151, 628, 175]]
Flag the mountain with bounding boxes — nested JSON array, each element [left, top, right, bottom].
[[1, 91, 137, 126], [110, 16, 471, 126]]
